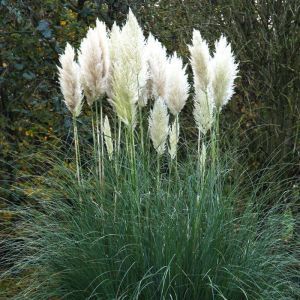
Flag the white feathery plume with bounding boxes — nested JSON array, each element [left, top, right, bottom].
[[109, 61, 138, 126], [149, 98, 169, 155], [109, 10, 147, 126], [109, 23, 122, 63], [78, 19, 110, 106], [211, 35, 238, 110], [103, 115, 114, 160], [193, 87, 214, 135], [165, 53, 189, 116], [168, 120, 180, 160], [188, 29, 211, 92], [107, 22, 121, 99], [146, 34, 169, 99], [57, 43, 83, 117], [188, 30, 215, 135], [121, 9, 148, 90]]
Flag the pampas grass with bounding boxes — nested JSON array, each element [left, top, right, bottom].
[[78, 19, 110, 183], [2, 10, 299, 300], [168, 120, 179, 160], [103, 115, 114, 161], [149, 97, 169, 156], [57, 43, 83, 184], [165, 53, 189, 116], [57, 43, 83, 118], [78, 19, 110, 105], [211, 36, 238, 110], [146, 34, 169, 99]]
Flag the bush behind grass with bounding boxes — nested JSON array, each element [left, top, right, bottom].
[[2, 145, 299, 299]]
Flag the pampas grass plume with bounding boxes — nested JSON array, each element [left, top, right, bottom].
[[146, 34, 169, 99], [78, 19, 110, 106], [168, 120, 179, 159], [193, 88, 214, 135], [189, 30, 215, 135], [109, 63, 138, 126], [103, 115, 113, 160], [211, 35, 238, 110], [149, 98, 169, 155], [189, 30, 211, 92], [57, 43, 83, 117], [109, 10, 147, 126], [121, 9, 148, 92], [165, 53, 189, 116]]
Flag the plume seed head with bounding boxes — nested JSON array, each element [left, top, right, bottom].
[[193, 85, 215, 135], [146, 34, 169, 99], [103, 115, 114, 161], [78, 20, 110, 105], [211, 35, 238, 110], [109, 11, 147, 127], [189, 29, 211, 92], [149, 97, 169, 155], [165, 53, 189, 116], [168, 120, 180, 160], [57, 43, 83, 117]]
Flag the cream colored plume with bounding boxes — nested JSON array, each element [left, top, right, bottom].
[[78, 19, 110, 106], [189, 30, 214, 134], [103, 115, 113, 160], [57, 43, 83, 117], [109, 62, 138, 126], [168, 120, 179, 160], [107, 22, 121, 99], [109, 10, 147, 126], [189, 30, 211, 92], [121, 9, 148, 89], [149, 98, 169, 155], [211, 35, 238, 110], [146, 34, 169, 99], [165, 53, 189, 116], [193, 87, 214, 135]]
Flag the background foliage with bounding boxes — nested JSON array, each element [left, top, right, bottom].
[[0, 0, 299, 216]]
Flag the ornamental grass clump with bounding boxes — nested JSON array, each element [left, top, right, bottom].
[[2, 10, 299, 300]]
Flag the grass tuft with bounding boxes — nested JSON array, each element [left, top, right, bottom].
[[1, 147, 299, 299]]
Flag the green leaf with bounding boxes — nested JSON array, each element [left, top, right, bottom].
[[37, 20, 52, 39], [22, 71, 36, 80], [14, 63, 24, 70]]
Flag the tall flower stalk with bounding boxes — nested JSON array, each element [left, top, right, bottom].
[[189, 30, 214, 174], [103, 115, 114, 160], [211, 35, 238, 170], [108, 11, 147, 180], [165, 53, 189, 171], [78, 19, 110, 183], [57, 43, 83, 184]]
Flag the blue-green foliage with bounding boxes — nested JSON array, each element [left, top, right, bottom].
[[3, 148, 299, 299]]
